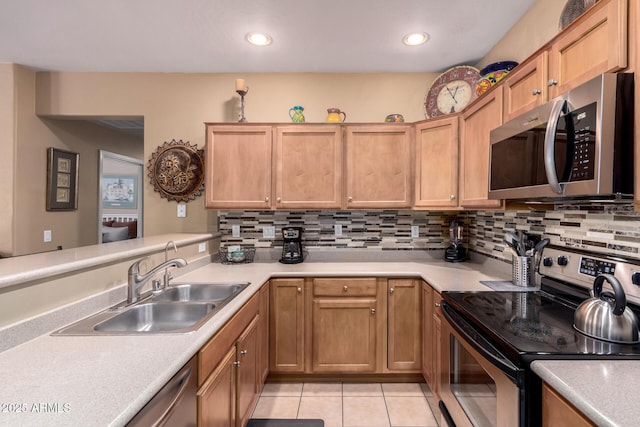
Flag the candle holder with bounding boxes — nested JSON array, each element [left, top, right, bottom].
[[236, 87, 249, 122]]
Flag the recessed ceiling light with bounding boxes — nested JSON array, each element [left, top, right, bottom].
[[403, 32, 429, 46], [247, 32, 272, 46]]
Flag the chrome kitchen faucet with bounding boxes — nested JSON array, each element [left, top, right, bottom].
[[127, 256, 187, 305]]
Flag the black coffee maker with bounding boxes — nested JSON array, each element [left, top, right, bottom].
[[279, 227, 304, 264], [445, 220, 466, 262]]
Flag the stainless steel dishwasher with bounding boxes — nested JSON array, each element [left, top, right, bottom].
[[127, 355, 197, 427]]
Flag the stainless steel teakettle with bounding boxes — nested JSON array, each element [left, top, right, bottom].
[[574, 274, 640, 344]]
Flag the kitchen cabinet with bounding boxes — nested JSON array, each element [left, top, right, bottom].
[[542, 382, 596, 427], [387, 279, 421, 371], [274, 125, 342, 209], [311, 278, 379, 373], [198, 291, 260, 427], [422, 283, 442, 398], [205, 124, 272, 209], [414, 117, 459, 208], [502, 0, 627, 122], [459, 86, 503, 209], [344, 125, 413, 208], [270, 278, 305, 373], [547, 0, 627, 99]]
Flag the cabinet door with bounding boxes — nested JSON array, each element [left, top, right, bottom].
[[257, 283, 269, 386], [542, 383, 596, 427], [236, 317, 259, 427], [274, 125, 343, 209], [312, 298, 377, 373], [414, 117, 459, 208], [502, 52, 548, 122], [198, 347, 236, 427], [459, 87, 503, 208], [205, 125, 272, 209], [387, 279, 421, 371], [270, 278, 305, 372], [548, 0, 627, 98], [433, 291, 443, 398], [345, 125, 412, 208], [421, 283, 434, 387]]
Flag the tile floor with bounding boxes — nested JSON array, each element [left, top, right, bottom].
[[251, 382, 440, 427]]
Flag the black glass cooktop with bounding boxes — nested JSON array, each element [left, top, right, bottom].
[[443, 291, 640, 361]]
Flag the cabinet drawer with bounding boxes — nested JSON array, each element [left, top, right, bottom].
[[313, 278, 377, 297], [199, 293, 259, 385]]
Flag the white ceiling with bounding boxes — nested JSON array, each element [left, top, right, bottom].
[[0, 0, 537, 73]]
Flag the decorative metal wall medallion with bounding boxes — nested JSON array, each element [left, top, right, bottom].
[[147, 139, 205, 202]]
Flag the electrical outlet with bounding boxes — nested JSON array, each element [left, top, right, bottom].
[[198, 242, 207, 253], [44, 230, 52, 242], [263, 226, 275, 239], [177, 204, 187, 217], [411, 225, 420, 238], [232, 225, 240, 237], [334, 224, 343, 237]]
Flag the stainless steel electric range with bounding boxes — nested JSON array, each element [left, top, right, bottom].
[[439, 245, 640, 427]]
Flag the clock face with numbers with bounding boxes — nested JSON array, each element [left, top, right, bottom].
[[424, 66, 481, 118]]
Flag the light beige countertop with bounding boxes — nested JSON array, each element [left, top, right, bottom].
[[0, 253, 508, 427], [532, 360, 640, 427]]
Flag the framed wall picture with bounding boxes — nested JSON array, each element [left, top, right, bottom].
[[46, 148, 79, 211], [102, 176, 137, 209]]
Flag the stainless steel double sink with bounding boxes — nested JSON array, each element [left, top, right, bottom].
[[53, 282, 250, 335]]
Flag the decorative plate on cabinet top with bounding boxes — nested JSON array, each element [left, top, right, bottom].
[[559, 0, 598, 30], [147, 139, 205, 202], [424, 65, 481, 119]]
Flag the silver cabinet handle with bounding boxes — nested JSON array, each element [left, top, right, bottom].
[[450, 194, 456, 200], [532, 88, 542, 95], [371, 308, 376, 315], [297, 287, 302, 293], [435, 303, 441, 307], [389, 287, 395, 294], [343, 285, 348, 292], [548, 79, 558, 87], [240, 350, 247, 356], [276, 197, 281, 202], [265, 196, 270, 202], [234, 361, 241, 366], [348, 196, 353, 202]]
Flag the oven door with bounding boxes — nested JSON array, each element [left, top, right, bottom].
[[440, 302, 524, 427]]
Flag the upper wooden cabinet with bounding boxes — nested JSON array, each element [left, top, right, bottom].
[[205, 124, 272, 209], [502, 0, 627, 122], [344, 125, 413, 208], [274, 125, 342, 209], [459, 87, 503, 209], [548, 0, 627, 99], [414, 117, 459, 208], [502, 52, 549, 123]]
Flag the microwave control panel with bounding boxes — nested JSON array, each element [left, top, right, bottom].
[[568, 103, 597, 181]]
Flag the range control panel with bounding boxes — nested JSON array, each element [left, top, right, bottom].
[[579, 257, 616, 277], [538, 245, 640, 305]]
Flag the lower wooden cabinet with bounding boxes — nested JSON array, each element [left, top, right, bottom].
[[542, 382, 595, 427], [197, 285, 266, 427], [269, 278, 305, 373], [387, 279, 421, 371]]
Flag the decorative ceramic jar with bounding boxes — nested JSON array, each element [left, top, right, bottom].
[[385, 114, 405, 123], [289, 105, 305, 123], [326, 108, 346, 123]]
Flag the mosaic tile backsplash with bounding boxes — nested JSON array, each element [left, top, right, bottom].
[[219, 203, 640, 263]]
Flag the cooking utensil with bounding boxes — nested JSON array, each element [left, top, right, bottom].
[[574, 274, 640, 343], [504, 232, 520, 254]]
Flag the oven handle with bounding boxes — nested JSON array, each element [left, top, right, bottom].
[[441, 302, 525, 387]]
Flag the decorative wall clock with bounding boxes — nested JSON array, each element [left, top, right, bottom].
[[147, 139, 205, 202], [424, 65, 481, 118]]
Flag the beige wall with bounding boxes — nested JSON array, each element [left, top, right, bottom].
[[0, 65, 15, 256], [9, 65, 144, 256], [35, 72, 437, 242], [476, 0, 566, 70]]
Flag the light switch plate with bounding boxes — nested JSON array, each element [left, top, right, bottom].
[[177, 204, 187, 217], [263, 226, 275, 239], [44, 230, 52, 242], [232, 225, 240, 237], [411, 225, 420, 238], [335, 224, 343, 237], [198, 242, 207, 253]]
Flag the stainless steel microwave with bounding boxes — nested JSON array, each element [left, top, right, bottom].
[[488, 73, 634, 201]]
